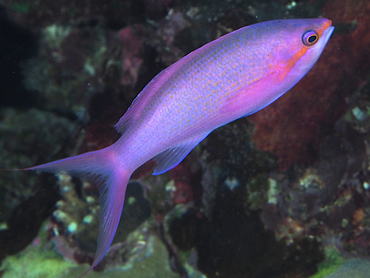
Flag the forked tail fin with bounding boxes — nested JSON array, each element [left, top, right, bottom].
[[25, 146, 131, 277]]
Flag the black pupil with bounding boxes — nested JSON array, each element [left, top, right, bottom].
[[308, 35, 317, 43]]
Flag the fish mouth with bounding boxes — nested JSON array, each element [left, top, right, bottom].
[[325, 25, 335, 38], [321, 20, 335, 43]]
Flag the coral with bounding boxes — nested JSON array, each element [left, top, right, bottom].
[[133, 11, 191, 67], [152, 119, 326, 278], [0, 221, 180, 278], [118, 27, 144, 86], [0, 108, 77, 217], [0, 221, 75, 278], [200, 120, 276, 217], [258, 115, 370, 268], [22, 23, 110, 118], [48, 176, 151, 268], [316, 258, 370, 278], [310, 247, 345, 278], [169, 163, 200, 205], [0, 108, 78, 262]]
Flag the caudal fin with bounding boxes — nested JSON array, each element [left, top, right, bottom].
[[26, 146, 131, 277]]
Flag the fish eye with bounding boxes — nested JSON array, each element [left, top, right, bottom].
[[302, 30, 319, 46]]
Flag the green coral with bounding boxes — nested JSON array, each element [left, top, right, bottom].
[[63, 234, 180, 278], [0, 222, 75, 278], [0, 221, 179, 278], [310, 247, 345, 278], [1, 251, 73, 278]]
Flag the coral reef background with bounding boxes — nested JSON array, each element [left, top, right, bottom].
[[1, 0, 370, 277]]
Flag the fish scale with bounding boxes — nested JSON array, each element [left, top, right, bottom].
[[12, 18, 334, 276]]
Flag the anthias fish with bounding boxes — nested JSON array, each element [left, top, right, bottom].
[[20, 18, 334, 276]]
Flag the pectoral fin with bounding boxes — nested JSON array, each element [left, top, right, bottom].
[[153, 133, 208, 175]]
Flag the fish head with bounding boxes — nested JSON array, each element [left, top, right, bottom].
[[268, 18, 335, 84]]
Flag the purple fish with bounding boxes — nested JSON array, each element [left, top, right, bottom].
[[20, 18, 334, 276]]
